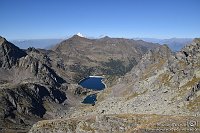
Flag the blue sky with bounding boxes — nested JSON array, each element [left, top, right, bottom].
[[0, 0, 200, 39]]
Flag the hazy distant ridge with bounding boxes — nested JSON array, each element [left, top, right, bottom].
[[11, 39, 63, 49], [134, 38, 193, 51]]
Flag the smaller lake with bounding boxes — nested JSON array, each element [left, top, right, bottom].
[[82, 94, 97, 105], [79, 76, 105, 91], [79, 76, 106, 104]]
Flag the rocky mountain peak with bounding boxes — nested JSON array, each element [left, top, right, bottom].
[[0, 36, 7, 44], [71, 34, 85, 39], [66, 34, 90, 43], [156, 44, 171, 53], [175, 38, 200, 65], [183, 38, 200, 49], [76, 32, 84, 37], [101, 36, 111, 39], [0, 37, 27, 68], [145, 44, 173, 62], [193, 38, 200, 44]]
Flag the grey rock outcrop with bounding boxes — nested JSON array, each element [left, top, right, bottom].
[[0, 36, 27, 68], [0, 37, 71, 132]]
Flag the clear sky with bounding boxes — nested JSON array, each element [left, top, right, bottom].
[[0, 0, 200, 39]]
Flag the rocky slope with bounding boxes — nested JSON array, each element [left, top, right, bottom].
[[29, 114, 200, 133], [0, 37, 76, 132], [90, 38, 200, 116], [29, 38, 200, 132]]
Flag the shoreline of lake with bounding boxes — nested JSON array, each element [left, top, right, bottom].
[[79, 76, 107, 104]]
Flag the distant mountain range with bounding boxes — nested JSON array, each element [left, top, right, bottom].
[[134, 38, 193, 51], [11, 39, 63, 49], [10, 37, 193, 51]]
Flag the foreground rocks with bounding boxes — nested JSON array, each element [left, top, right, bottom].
[[29, 114, 200, 133]]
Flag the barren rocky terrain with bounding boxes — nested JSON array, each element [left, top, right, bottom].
[[0, 35, 200, 133]]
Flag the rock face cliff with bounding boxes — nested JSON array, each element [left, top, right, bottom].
[[29, 38, 200, 132]]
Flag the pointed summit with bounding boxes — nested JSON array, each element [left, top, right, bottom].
[[102, 36, 110, 39], [0, 36, 7, 45], [69, 33, 86, 40], [99, 36, 111, 41], [0, 36, 27, 68], [76, 33, 84, 37], [193, 38, 200, 44]]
